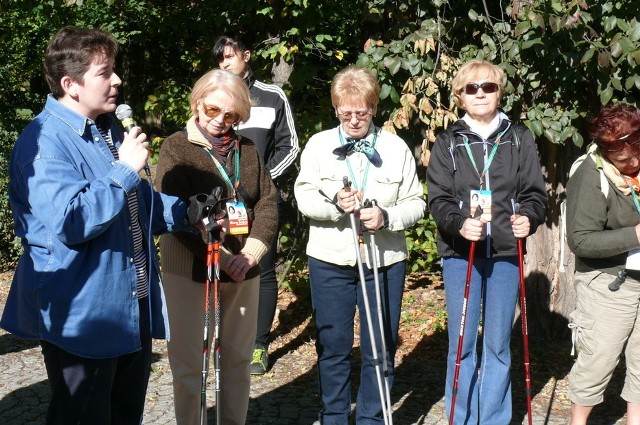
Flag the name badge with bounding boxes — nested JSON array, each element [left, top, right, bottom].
[[470, 189, 492, 222], [226, 201, 249, 235]]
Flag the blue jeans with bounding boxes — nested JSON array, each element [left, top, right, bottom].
[[309, 256, 405, 425], [443, 256, 519, 425]]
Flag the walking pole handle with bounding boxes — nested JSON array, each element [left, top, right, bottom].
[[343, 176, 351, 192], [511, 199, 520, 216]]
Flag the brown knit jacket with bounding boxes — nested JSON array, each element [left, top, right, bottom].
[[157, 116, 278, 283]]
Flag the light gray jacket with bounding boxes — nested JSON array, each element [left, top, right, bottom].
[[295, 125, 425, 268]]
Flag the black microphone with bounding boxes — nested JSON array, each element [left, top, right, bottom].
[[115, 104, 151, 177]]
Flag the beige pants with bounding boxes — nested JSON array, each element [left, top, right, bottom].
[[568, 269, 640, 406], [164, 272, 259, 425]]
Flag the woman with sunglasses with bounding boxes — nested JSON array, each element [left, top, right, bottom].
[[426, 59, 546, 424], [156, 69, 277, 425], [566, 103, 640, 424], [295, 65, 425, 424]]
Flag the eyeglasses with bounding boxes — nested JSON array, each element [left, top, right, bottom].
[[202, 104, 239, 124], [336, 110, 372, 121], [464, 82, 500, 95], [596, 129, 640, 153]]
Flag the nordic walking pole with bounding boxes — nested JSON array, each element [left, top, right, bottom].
[[343, 177, 391, 425], [213, 235, 222, 425], [367, 199, 393, 425], [517, 237, 533, 425], [201, 231, 222, 425], [194, 188, 224, 425], [200, 230, 216, 425], [448, 238, 476, 425], [513, 200, 533, 425]]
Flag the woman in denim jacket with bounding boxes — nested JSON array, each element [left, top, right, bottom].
[[0, 27, 191, 425]]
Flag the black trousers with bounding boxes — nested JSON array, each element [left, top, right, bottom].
[[255, 232, 279, 348], [41, 297, 152, 425], [255, 198, 282, 348]]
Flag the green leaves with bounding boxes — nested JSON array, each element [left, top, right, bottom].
[[521, 38, 543, 49], [380, 83, 400, 103], [604, 16, 618, 33], [525, 105, 581, 145], [405, 215, 438, 273], [625, 75, 640, 90], [383, 56, 402, 75], [600, 85, 614, 105], [1, 0, 640, 274]]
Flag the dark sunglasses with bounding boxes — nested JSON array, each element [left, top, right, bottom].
[[202, 104, 239, 124], [596, 129, 640, 153], [464, 82, 500, 95]]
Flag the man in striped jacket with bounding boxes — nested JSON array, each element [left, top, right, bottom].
[[213, 34, 299, 375]]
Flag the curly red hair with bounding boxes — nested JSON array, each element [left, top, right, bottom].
[[590, 103, 640, 145]]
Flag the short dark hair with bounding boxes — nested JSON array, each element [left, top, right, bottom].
[[44, 26, 119, 99], [212, 35, 249, 63]]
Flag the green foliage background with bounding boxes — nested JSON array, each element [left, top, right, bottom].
[[0, 0, 639, 283]]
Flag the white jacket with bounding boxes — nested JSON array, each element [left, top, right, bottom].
[[294, 125, 425, 267]]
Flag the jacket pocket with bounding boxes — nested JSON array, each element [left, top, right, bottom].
[[319, 170, 347, 199], [370, 172, 402, 206]]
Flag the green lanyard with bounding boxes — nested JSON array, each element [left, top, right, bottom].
[[339, 129, 379, 194], [203, 140, 241, 200], [462, 129, 507, 188], [628, 186, 640, 215], [620, 174, 640, 215]]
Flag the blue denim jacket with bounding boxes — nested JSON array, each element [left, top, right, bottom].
[[0, 95, 191, 358]]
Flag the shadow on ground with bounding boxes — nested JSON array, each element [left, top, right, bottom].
[[244, 270, 630, 425], [0, 333, 39, 355], [0, 381, 49, 425]]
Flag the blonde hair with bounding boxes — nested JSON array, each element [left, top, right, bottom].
[[331, 65, 380, 111], [189, 69, 252, 122], [451, 60, 505, 108]]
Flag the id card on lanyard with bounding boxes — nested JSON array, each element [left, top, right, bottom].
[[203, 140, 250, 235], [470, 189, 492, 222], [226, 201, 249, 235], [463, 129, 506, 257]]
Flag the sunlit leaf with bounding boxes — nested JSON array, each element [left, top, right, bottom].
[[600, 86, 614, 105], [604, 16, 617, 33], [580, 48, 595, 63], [383, 56, 402, 75]]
